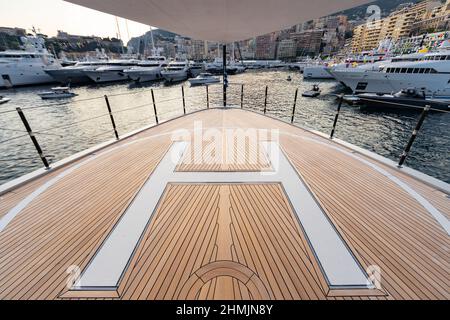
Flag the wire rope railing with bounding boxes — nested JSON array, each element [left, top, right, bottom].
[[1, 83, 448, 177]]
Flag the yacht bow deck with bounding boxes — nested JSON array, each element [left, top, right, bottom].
[[0, 108, 449, 300]]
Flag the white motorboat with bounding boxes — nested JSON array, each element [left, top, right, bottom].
[[161, 60, 189, 82], [123, 56, 167, 83], [38, 87, 78, 99], [188, 73, 220, 86], [0, 96, 11, 105], [0, 36, 61, 88], [302, 84, 321, 97], [327, 47, 450, 98], [84, 60, 139, 83]]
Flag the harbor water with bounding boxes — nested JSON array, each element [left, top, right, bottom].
[[0, 70, 449, 185]]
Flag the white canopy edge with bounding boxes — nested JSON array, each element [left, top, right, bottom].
[[65, 0, 373, 42]]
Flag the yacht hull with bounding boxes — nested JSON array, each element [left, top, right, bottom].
[[84, 70, 130, 83], [189, 78, 220, 86], [357, 94, 450, 111], [1, 64, 56, 88], [161, 71, 188, 82], [45, 68, 93, 84], [124, 69, 163, 83], [331, 69, 450, 99], [303, 66, 334, 79]]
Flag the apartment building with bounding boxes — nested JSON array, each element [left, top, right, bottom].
[[276, 39, 297, 60], [291, 29, 324, 56], [350, 0, 449, 53]]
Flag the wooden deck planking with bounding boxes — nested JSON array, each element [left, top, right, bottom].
[[0, 108, 448, 300], [0, 138, 172, 299], [117, 184, 328, 300], [177, 130, 272, 172]]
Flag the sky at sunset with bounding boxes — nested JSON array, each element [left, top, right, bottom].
[[0, 0, 152, 42]]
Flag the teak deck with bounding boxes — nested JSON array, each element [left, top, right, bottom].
[[0, 108, 448, 300]]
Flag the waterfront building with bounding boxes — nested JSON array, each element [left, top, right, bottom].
[[291, 29, 324, 57], [276, 38, 297, 60], [350, 0, 450, 53], [188, 39, 207, 61], [255, 33, 278, 59], [411, 0, 450, 35]]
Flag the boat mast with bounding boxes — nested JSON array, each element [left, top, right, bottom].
[[115, 16, 125, 54], [150, 27, 156, 55], [223, 44, 227, 107]]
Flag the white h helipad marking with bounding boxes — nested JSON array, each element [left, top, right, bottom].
[[73, 141, 371, 291]]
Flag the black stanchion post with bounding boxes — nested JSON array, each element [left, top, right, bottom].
[[223, 44, 227, 107], [182, 85, 186, 115], [16, 107, 50, 169], [398, 105, 430, 167], [330, 95, 344, 139], [104, 95, 119, 140], [263, 85, 268, 114], [206, 85, 210, 109], [151, 89, 159, 125], [240, 84, 244, 109], [291, 88, 298, 124]]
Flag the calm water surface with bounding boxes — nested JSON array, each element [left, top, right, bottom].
[[0, 70, 449, 184]]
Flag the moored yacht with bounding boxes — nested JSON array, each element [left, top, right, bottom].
[[328, 48, 450, 99], [161, 60, 189, 82], [188, 72, 220, 86], [84, 59, 140, 83], [303, 64, 335, 79], [45, 60, 109, 84], [0, 36, 60, 88], [188, 61, 204, 78], [123, 56, 167, 82]]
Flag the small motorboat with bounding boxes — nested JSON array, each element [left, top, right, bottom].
[[287, 75, 292, 82], [0, 96, 11, 105], [341, 95, 361, 106], [302, 84, 321, 98], [38, 87, 78, 100], [188, 73, 221, 86], [357, 88, 450, 112]]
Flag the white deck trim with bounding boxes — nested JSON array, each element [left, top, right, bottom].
[[72, 141, 371, 291]]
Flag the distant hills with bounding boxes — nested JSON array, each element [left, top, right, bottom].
[[127, 28, 179, 51]]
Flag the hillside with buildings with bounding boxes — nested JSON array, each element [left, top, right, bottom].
[[125, 0, 450, 61], [336, 0, 421, 20], [1, 0, 449, 61]]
